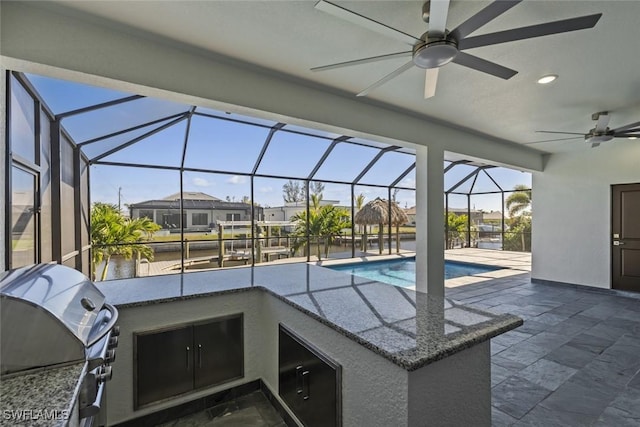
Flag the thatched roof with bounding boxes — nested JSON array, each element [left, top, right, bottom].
[[354, 198, 408, 225]]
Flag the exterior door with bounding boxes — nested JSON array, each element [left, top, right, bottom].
[[10, 165, 39, 268], [612, 183, 640, 291]]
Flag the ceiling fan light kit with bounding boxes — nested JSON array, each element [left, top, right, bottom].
[[313, 0, 602, 99], [412, 35, 458, 69]]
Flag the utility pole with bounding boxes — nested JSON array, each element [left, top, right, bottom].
[[118, 187, 122, 212]]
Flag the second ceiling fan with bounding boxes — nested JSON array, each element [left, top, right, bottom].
[[312, 0, 602, 99]]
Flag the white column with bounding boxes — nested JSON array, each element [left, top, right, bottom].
[[415, 145, 445, 295]]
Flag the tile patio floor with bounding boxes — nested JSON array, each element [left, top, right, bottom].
[[444, 250, 640, 426]]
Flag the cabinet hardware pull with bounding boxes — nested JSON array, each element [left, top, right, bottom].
[[295, 365, 304, 394], [302, 370, 310, 400], [186, 346, 190, 370], [198, 344, 203, 368]]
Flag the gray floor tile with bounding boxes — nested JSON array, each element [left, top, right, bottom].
[[539, 379, 618, 416], [565, 332, 615, 355], [524, 331, 571, 351], [594, 406, 640, 427], [513, 405, 598, 427], [629, 371, 640, 390], [492, 406, 518, 427], [515, 320, 549, 336], [492, 354, 528, 372], [211, 406, 266, 426], [491, 341, 508, 355], [545, 315, 600, 336], [492, 330, 533, 348], [497, 342, 550, 366], [492, 376, 552, 419], [492, 363, 517, 387], [543, 344, 597, 369], [530, 312, 569, 326], [516, 359, 577, 391], [607, 387, 640, 418]]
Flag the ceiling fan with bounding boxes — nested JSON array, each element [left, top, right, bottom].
[[527, 112, 640, 148], [312, 0, 602, 99]]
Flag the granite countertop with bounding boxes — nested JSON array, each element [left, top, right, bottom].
[[0, 362, 86, 427], [98, 263, 522, 371]]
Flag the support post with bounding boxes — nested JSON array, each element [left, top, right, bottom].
[[218, 224, 224, 267], [415, 145, 445, 295]]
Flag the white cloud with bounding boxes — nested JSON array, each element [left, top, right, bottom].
[[400, 177, 416, 187], [192, 177, 211, 187], [226, 175, 248, 185], [259, 186, 273, 193]]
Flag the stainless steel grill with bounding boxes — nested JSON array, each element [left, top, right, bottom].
[[0, 263, 119, 425]]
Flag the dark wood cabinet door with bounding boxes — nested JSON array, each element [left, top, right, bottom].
[[135, 325, 194, 407], [193, 314, 244, 389]]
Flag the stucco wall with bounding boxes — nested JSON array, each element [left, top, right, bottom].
[[532, 142, 640, 288]]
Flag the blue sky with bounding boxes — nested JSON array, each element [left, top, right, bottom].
[[28, 73, 530, 212]]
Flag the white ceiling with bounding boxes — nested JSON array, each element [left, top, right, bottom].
[[50, 0, 640, 154]]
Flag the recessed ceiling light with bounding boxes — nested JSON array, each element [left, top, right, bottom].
[[629, 136, 638, 140], [537, 74, 558, 84]]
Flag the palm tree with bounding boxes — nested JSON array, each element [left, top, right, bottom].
[[505, 185, 532, 251], [91, 203, 160, 281], [290, 204, 351, 260], [506, 184, 532, 217], [355, 193, 366, 247]]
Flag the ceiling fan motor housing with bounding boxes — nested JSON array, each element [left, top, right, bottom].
[[413, 32, 459, 69]]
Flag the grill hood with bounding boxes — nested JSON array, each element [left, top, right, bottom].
[[1, 264, 116, 375]]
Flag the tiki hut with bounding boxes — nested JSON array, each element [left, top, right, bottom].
[[354, 198, 408, 254]]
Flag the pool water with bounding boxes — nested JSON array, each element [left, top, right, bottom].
[[328, 258, 499, 288]]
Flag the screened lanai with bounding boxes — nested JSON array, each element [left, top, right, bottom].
[[6, 71, 530, 281]]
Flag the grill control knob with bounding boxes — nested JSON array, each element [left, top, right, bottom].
[[108, 336, 119, 349], [97, 366, 112, 382], [111, 326, 120, 337], [105, 349, 116, 364]]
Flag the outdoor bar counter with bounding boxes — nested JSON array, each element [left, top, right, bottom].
[[98, 263, 522, 426]]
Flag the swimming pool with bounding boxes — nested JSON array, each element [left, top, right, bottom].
[[328, 258, 500, 288]]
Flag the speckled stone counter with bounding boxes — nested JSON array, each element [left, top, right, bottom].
[[98, 263, 521, 371], [0, 362, 86, 427]]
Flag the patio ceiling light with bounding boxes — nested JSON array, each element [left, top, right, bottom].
[[537, 74, 558, 84]]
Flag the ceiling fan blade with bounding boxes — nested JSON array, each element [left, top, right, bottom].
[[428, 0, 451, 36], [314, 0, 420, 45], [311, 51, 412, 72], [451, 0, 521, 41], [451, 52, 517, 79], [458, 13, 602, 50], [524, 136, 582, 145], [357, 60, 415, 97], [614, 133, 640, 138], [611, 120, 640, 133], [594, 112, 611, 132], [424, 68, 439, 99], [536, 130, 585, 135]]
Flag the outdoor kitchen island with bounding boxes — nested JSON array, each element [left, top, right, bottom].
[[97, 263, 522, 427]]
